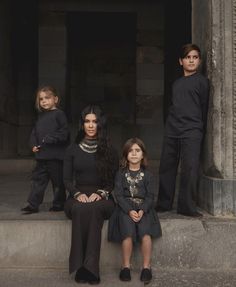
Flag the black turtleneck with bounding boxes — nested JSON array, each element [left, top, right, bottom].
[[63, 140, 118, 198]]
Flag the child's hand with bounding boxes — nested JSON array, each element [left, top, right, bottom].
[[32, 146, 40, 153], [129, 210, 140, 222], [138, 210, 144, 220]]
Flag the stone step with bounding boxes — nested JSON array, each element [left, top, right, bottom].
[[1, 173, 236, 275], [1, 268, 236, 287], [1, 216, 236, 270]]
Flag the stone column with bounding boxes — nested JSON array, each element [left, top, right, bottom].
[[192, 0, 236, 215], [15, 0, 39, 156], [0, 1, 18, 157]]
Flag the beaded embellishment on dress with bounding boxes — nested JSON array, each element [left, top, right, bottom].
[[79, 139, 97, 153], [125, 170, 144, 197]]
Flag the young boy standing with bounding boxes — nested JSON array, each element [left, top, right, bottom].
[[156, 44, 209, 217]]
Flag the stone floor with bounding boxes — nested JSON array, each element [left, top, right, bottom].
[[1, 268, 236, 287]]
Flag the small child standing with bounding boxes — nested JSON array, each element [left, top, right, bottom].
[[21, 86, 69, 214], [108, 138, 162, 284]]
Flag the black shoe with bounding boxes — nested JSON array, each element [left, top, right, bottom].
[[140, 268, 152, 284], [177, 211, 203, 218], [75, 267, 87, 284], [49, 206, 64, 212], [119, 267, 131, 281], [78, 268, 100, 285], [86, 270, 100, 285], [21, 205, 39, 214], [88, 277, 100, 285]]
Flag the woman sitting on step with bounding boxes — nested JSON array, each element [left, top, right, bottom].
[[63, 105, 118, 284]]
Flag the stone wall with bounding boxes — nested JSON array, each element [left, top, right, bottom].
[[0, 1, 18, 157], [136, 4, 164, 158], [15, 1, 39, 156], [192, 0, 236, 215], [38, 0, 164, 158]]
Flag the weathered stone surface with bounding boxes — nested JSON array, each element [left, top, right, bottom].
[[1, 268, 236, 287], [193, 0, 236, 215]]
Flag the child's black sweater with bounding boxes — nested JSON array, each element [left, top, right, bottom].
[[30, 109, 69, 160], [165, 72, 209, 138]]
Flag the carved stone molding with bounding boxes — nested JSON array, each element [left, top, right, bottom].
[[232, 0, 236, 177]]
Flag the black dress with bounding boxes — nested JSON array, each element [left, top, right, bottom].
[[108, 168, 162, 243], [63, 141, 117, 277]]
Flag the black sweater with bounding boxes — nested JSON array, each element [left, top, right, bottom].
[[30, 109, 69, 160], [165, 72, 209, 138], [63, 143, 118, 198]]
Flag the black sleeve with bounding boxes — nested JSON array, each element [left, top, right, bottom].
[[63, 145, 79, 197], [29, 127, 38, 148], [139, 171, 156, 213], [114, 171, 133, 214], [43, 111, 69, 144]]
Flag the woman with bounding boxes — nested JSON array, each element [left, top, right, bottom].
[[63, 105, 118, 284]]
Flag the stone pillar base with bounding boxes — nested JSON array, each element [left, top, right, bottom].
[[198, 175, 236, 216]]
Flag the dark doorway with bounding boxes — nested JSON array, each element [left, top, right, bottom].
[[164, 0, 192, 121], [66, 12, 137, 146]]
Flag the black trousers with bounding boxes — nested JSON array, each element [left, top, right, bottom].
[[65, 196, 114, 276], [28, 159, 66, 209], [156, 136, 202, 214]]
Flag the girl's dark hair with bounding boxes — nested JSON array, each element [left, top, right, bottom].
[[179, 43, 201, 59], [76, 105, 117, 187], [35, 86, 59, 111], [120, 137, 148, 169]]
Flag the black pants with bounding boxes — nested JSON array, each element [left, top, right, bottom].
[[65, 196, 114, 276], [156, 136, 202, 214], [28, 159, 66, 209]]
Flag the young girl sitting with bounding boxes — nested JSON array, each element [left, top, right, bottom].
[[108, 138, 162, 284], [21, 86, 69, 214]]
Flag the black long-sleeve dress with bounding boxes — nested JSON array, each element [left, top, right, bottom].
[[63, 141, 118, 277], [108, 168, 162, 243]]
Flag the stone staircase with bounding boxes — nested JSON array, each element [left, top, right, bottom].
[[1, 159, 236, 286]]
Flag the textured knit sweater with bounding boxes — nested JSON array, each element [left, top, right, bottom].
[[30, 109, 69, 160], [165, 72, 209, 138]]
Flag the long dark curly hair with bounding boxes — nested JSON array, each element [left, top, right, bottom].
[[75, 105, 117, 188]]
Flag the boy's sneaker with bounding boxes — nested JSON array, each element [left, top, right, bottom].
[[21, 205, 39, 214], [140, 268, 152, 284], [119, 267, 131, 281]]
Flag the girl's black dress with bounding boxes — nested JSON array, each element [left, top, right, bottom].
[[63, 141, 117, 277], [108, 168, 162, 243]]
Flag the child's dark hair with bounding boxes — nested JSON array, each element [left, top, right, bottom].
[[179, 43, 201, 59], [120, 137, 148, 169], [35, 86, 59, 111]]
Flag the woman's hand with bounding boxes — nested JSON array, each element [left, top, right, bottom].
[[88, 193, 102, 202], [77, 194, 89, 203]]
